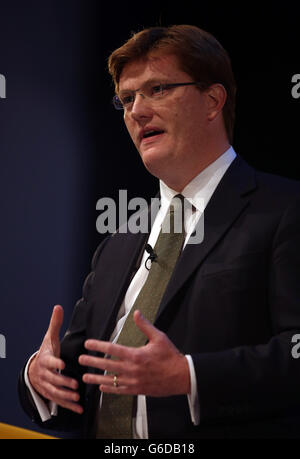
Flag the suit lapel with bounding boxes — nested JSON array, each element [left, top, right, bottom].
[[155, 156, 257, 322]]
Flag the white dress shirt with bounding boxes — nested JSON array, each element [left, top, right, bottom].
[[25, 146, 237, 437]]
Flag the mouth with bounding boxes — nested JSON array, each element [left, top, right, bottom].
[[140, 129, 165, 143]]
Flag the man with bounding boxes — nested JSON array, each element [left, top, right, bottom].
[[19, 25, 300, 438]]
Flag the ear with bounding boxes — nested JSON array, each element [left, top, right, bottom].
[[205, 84, 227, 122]]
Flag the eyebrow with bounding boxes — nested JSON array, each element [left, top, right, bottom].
[[118, 78, 168, 94]]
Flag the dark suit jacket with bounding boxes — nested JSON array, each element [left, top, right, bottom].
[[19, 155, 300, 438]]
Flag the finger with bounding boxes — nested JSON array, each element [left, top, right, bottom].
[[57, 401, 84, 415], [84, 339, 134, 360], [45, 369, 79, 391], [43, 354, 66, 372], [43, 380, 81, 404], [51, 397, 84, 415], [47, 305, 64, 341], [99, 384, 137, 395], [78, 354, 128, 373], [133, 310, 162, 341], [39, 380, 83, 414], [82, 372, 132, 386], [82, 373, 115, 385]]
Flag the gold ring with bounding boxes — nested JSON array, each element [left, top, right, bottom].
[[113, 375, 118, 388]]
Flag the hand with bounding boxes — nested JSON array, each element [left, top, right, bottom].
[[79, 310, 190, 397], [28, 305, 83, 414]]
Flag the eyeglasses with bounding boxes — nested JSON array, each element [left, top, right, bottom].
[[112, 81, 202, 110]]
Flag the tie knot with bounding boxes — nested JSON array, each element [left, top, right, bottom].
[[169, 194, 184, 213], [162, 194, 186, 234]]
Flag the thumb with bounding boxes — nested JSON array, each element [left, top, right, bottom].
[[47, 304, 64, 342], [133, 310, 161, 342]]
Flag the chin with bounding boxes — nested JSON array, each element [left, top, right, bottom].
[[140, 148, 172, 178]]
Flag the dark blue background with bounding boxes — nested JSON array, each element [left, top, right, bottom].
[[0, 1, 299, 437]]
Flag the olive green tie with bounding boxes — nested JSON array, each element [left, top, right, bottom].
[[96, 194, 186, 439]]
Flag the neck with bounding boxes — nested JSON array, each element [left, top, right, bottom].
[[162, 143, 231, 192]]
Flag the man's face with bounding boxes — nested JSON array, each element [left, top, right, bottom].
[[118, 53, 210, 186]]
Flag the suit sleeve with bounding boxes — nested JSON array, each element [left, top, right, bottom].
[[18, 236, 110, 432], [191, 199, 300, 423]]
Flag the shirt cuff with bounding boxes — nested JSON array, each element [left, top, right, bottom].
[[24, 352, 58, 422], [185, 354, 200, 425]]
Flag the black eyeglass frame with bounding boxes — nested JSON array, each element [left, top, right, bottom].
[[112, 82, 203, 110]]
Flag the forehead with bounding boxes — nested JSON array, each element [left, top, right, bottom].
[[118, 53, 189, 91]]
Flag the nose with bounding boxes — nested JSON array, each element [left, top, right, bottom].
[[130, 93, 153, 121]]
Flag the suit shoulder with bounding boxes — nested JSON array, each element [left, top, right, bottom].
[[255, 169, 300, 200]]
